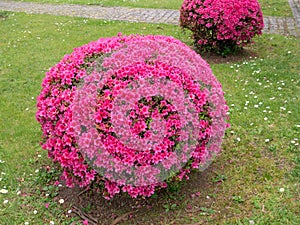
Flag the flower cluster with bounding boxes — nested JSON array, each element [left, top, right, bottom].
[[36, 34, 229, 199], [180, 0, 264, 55]]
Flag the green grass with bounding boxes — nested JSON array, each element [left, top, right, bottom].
[[12, 0, 183, 9], [11, 0, 294, 17], [258, 0, 294, 17], [0, 11, 299, 225]]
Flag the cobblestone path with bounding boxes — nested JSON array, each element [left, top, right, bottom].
[[0, 0, 299, 37]]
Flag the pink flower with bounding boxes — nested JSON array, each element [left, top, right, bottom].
[[180, 0, 264, 53], [36, 34, 229, 199]]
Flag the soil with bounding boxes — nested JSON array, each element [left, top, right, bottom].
[[199, 48, 258, 65], [58, 167, 219, 225]]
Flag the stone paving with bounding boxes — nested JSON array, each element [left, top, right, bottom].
[[289, 0, 300, 30], [0, 0, 299, 37], [264, 16, 299, 37]]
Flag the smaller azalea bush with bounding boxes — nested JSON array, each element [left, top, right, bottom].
[[180, 0, 264, 56], [36, 34, 229, 199]]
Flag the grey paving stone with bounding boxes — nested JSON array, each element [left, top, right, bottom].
[[289, 0, 300, 29], [0, 0, 299, 37]]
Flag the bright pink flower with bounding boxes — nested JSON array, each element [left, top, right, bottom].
[[180, 0, 264, 53], [36, 34, 229, 199]]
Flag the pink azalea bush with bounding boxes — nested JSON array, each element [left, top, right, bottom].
[[36, 34, 229, 199], [180, 0, 264, 55]]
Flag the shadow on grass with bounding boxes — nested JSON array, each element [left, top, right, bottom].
[[0, 11, 11, 20]]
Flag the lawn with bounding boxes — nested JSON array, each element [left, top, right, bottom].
[[11, 0, 294, 17], [0, 10, 299, 225]]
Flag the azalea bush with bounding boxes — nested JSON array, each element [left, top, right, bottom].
[[180, 0, 264, 56], [36, 34, 229, 199]]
